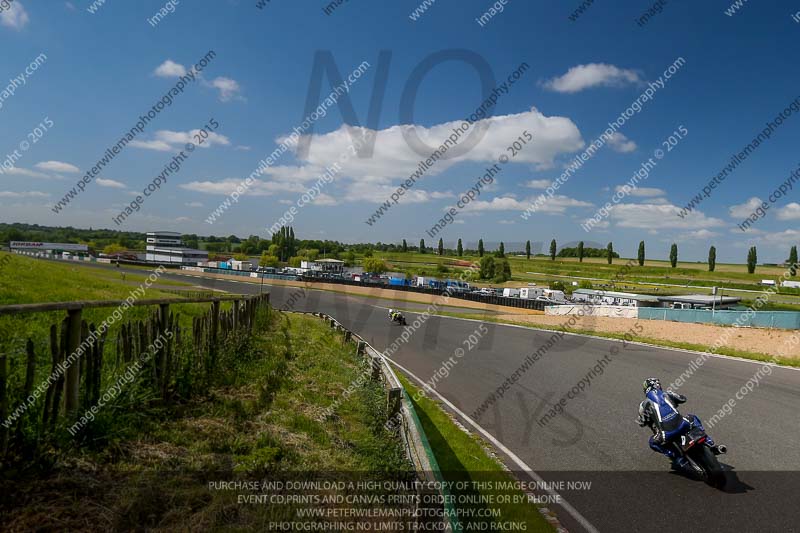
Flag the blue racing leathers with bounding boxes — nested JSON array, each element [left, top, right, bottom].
[[637, 390, 715, 460]]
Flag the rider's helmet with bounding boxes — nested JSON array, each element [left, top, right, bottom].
[[389, 308, 394, 315], [642, 377, 661, 395]]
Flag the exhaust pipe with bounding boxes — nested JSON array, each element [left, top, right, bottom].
[[714, 444, 727, 455]]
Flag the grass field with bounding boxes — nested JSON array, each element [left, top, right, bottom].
[[396, 373, 555, 532], [367, 251, 800, 308], [0, 252, 219, 368]]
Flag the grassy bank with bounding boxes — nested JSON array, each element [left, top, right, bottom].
[[1, 312, 413, 530], [396, 373, 555, 532]]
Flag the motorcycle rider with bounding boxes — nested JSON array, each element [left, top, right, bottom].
[[388, 308, 401, 322], [637, 378, 725, 470]]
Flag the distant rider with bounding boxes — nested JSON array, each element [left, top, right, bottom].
[[388, 308, 402, 323], [637, 378, 724, 469]]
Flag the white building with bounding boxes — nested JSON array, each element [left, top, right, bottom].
[[10, 241, 88, 256], [300, 258, 345, 273], [145, 231, 207, 265]]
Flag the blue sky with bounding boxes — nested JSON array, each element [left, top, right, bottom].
[[1, 0, 800, 263]]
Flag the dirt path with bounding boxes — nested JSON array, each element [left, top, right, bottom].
[[495, 313, 800, 360]]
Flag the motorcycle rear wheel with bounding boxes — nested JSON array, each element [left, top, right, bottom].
[[694, 445, 726, 489]]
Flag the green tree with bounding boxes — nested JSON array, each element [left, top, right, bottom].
[[747, 246, 757, 274], [402, 239, 408, 253], [438, 238, 444, 256], [479, 255, 496, 279], [102, 243, 125, 255], [638, 241, 645, 266], [577, 241, 584, 263], [525, 240, 531, 260], [670, 243, 678, 268], [708, 246, 716, 272], [478, 239, 484, 257], [496, 242, 505, 258], [550, 281, 566, 291], [419, 239, 426, 254], [493, 258, 512, 283], [457, 238, 463, 257], [789, 245, 798, 277], [606, 242, 613, 265], [259, 253, 279, 267], [578, 280, 593, 289], [363, 257, 388, 274], [550, 239, 557, 261], [344, 250, 356, 266]]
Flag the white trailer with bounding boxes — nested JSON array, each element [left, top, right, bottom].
[[502, 288, 521, 298], [520, 287, 544, 299], [541, 289, 566, 303], [782, 280, 800, 289]]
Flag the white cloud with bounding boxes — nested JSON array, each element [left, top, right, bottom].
[[607, 132, 637, 153], [0, 190, 48, 198], [154, 59, 187, 78], [181, 178, 306, 196], [273, 108, 583, 202], [131, 130, 230, 151], [313, 193, 338, 206], [96, 178, 126, 188], [0, 167, 53, 179], [613, 185, 665, 197], [181, 108, 585, 208], [466, 194, 591, 214], [542, 63, 642, 93], [678, 229, 719, 240], [208, 76, 242, 102], [760, 229, 800, 246], [728, 197, 763, 218], [0, 1, 29, 29], [524, 179, 552, 189], [35, 161, 80, 173], [235, 145, 252, 151], [185, 201, 204, 207], [610, 202, 724, 229], [776, 202, 800, 220]]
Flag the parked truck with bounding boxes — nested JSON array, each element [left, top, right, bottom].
[[445, 279, 470, 293]]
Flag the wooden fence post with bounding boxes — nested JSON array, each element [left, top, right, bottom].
[[23, 339, 36, 403], [0, 354, 7, 458], [210, 300, 220, 370], [159, 303, 169, 391], [64, 308, 82, 416]]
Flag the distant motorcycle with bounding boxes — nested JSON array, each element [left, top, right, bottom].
[[671, 417, 727, 488], [389, 311, 407, 326]]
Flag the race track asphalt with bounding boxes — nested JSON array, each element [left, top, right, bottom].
[[69, 264, 800, 531]]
